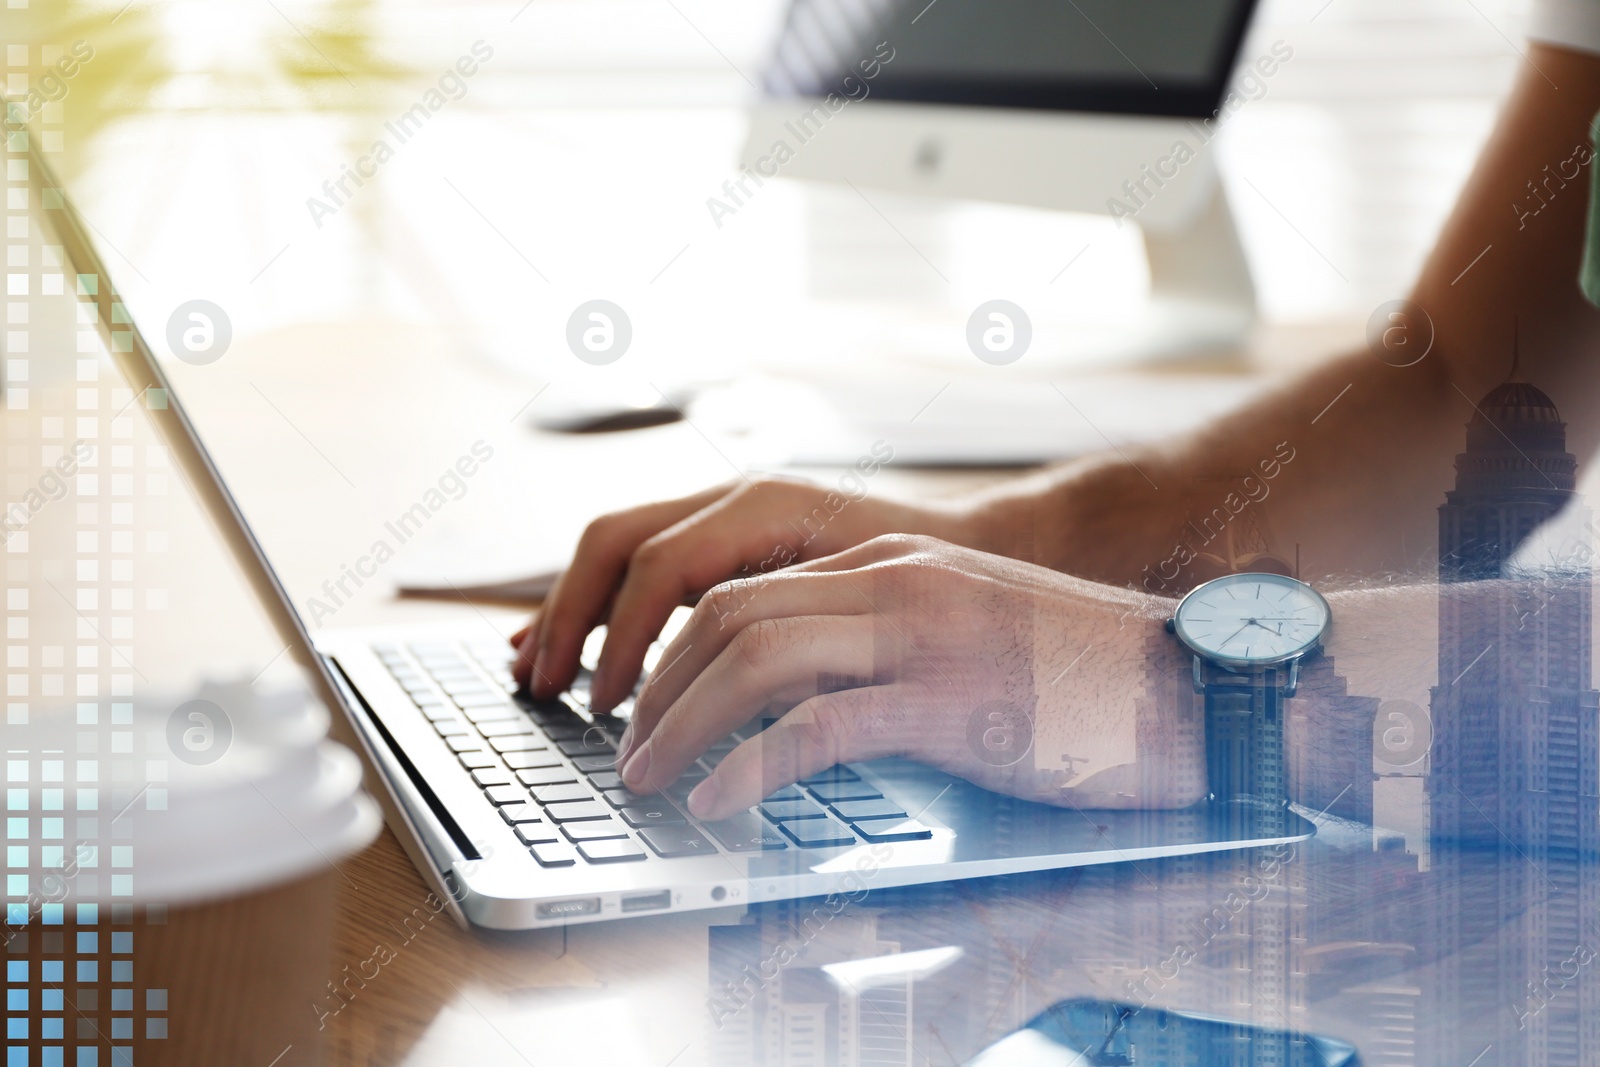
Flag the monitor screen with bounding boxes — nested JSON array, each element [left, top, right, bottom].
[[763, 0, 1261, 119]]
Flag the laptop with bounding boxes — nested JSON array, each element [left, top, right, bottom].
[[15, 115, 1311, 931]]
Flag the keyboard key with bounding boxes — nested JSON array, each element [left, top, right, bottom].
[[557, 736, 615, 757], [562, 818, 628, 842], [587, 771, 623, 790], [505, 750, 564, 770], [759, 797, 829, 821], [455, 692, 514, 709], [572, 754, 619, 773], [416, 703, 458, 722], [541, 722, 590, 741], [704, 811, 789, 852], [445, 735, 484, 753], [761, 785, 805, 802], [778, 817, 856, 848], [852, 817, 934, 843], [484, 784, 530, 806], [801, 766, 860, 785], [530, 842, 578, 867], [577, 839, 647, 864], [478, 718, 536, 737], [433, 718, 472, 737], [520, 701, 578, 727], [471, 768, 513, 788], [621, 801, 686, 828], [532, 783, 595, 805], [601, 787, 653, 809], [489, 734, 546, 753], [807, 779, 882, 803], [499, 803, 544, 824], [830, 798, 908, 822], [517, 767, 578, 787], [458, 751, 499, 770], [441, 678, 493, 696], [516, 822, 560, 845], [465, 706, 521, 725], [544, 800, 612, 823], [665, 772, 708, 801], [639, 824, 718, 859]]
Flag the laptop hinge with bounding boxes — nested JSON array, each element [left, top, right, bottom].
[[325, 655, 481, 861]]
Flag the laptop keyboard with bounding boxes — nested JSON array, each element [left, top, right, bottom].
[[370, 639, 934, 869]]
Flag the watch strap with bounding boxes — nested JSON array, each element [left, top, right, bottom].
[[1196, 659, 1291, 817]]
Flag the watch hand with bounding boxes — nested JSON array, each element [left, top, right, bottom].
[[1219, 623, 1251, 648]]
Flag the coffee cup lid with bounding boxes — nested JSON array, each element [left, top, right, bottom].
[[12, 682, 380, 912]]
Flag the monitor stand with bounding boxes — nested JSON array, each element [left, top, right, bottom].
[[1133, 178, 1257, 367], [795, 176, 1257, 371]]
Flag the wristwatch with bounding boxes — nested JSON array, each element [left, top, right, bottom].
[[1165, 572, 1331, 811]]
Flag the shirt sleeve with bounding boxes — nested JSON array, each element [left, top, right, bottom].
[[1530, 0, 1600, 55]]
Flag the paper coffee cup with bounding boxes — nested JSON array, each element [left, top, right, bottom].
[[7, 683, 381, 1065]]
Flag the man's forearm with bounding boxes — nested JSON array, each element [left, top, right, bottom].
[[964, 44, 1600, 591], [1286, 574, 1595, 822]]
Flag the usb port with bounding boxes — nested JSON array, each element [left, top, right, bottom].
[[621, 890, 673, 914], [536, 897, 601, 920]]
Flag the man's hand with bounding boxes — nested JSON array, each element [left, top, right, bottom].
[[610, 534, 1206, 821], [510, 477, 973, 711]]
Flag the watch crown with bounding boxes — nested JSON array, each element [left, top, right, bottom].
[[1164, 618, 1176, 634]]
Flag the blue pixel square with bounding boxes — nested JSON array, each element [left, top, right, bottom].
[[41, 961, 62, 982], [110, 933, 130, 954], [6, 990, 24, 1010], [6, 961, 24, 981], [74, 933, 95, 954], [74, 961, 96, 983], [110, 962, 130, 983]]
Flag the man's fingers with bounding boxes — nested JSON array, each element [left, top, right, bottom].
[[619, 615, 878, 794], [589, 493, 828, 712], [686, 685, 912, 821], [519, 485, 727, 693], [626, 571, 874, 754]]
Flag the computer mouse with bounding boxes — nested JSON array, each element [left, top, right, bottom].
[[526, 383, 690, 434]]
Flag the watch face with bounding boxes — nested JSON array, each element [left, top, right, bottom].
[[1172, 572, 1330, 667]]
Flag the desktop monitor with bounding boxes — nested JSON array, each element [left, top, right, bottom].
[[740, 0, 1267, 363]]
